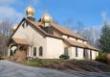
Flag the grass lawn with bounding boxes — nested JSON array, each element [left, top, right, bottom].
[[22, 59, 110, 72], [24, 59, 65, 67]]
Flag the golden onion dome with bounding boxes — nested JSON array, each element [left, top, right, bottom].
[[42, 13, 52, 23], [26, 6, 35, 17]]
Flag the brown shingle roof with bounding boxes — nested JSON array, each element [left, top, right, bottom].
[[26, 18, 86, 40], [9, 18, 98, 51], [64, 39, 99, 51], [25, 18, 98, 51], [25, 18, 63, 40], [84, 44, 99, 51], [51, 23, 86, 41], [64, 39, 85, 48]]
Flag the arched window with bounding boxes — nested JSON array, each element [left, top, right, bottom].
[[39, 46, 43, 56], [33, 47, 37, 56]]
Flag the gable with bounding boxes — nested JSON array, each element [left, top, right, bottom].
[[12, 23, 26, 39], [10, 18, 43, 38], [9, 18, 63, 44], [11, 20, 46, 46]]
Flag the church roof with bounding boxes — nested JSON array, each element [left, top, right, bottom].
[[26, 18, 86, 41], [51, 23, 86, 41], [25, 18, 98, 51], [9, 17, 99, 51], [64, 39, 99, 51]]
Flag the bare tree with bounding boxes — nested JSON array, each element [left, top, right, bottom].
[[78, 27, 100, 47], [0, 19, 13, 57]]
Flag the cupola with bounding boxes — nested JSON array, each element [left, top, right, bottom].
[[42, 13, 52, 27], [26, 6, 35, 20]]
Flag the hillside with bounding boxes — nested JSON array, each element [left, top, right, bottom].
[[25, 59, 110, 72]]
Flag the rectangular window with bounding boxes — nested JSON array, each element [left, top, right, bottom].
[[39, 47, 43, 56], [33, 47, 37, 56], [83, 49, 86, 57], [75, 47, 78, 57], [64, 47, 68, 56], [83, 49, 89, 59], [90, 50, 92, 60]]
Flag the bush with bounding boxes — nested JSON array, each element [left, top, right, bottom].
[[96, 52, 107, 63], [59, 54, 69, 59]]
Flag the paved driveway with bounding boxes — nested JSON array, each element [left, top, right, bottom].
[[0, 60, 110, 77]]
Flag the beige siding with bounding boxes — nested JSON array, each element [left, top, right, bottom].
[[12, 24, 47, 59], [68, 47, 76, 59], [11, 23, 99, 60], [69, 47, 84, 60], [91, 50, 99, 60], [69, 47, 98, 60], [25, 25, 47, 59], [12, 24, 26, 39], [45, 37, 64, 59], [76, 47, 84, 59]]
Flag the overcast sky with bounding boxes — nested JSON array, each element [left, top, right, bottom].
[[0, 0, 110, 29]]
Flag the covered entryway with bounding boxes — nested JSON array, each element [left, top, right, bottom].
[[8, 38, 29, 62]]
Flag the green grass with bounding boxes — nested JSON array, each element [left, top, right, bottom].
[[22, 59, 110, 72], [24, 59, 65, 67]]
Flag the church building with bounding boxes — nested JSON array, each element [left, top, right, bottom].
[[8, 6, 99, 60]]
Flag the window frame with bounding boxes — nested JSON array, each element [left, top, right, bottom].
[[90, 50, 92, 60], [83, 49, 86, 57], [75, 47, 78, 57], [39, 46, 43, 56], [64, 47, 68, 56], [33, 47, 37, 56]]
